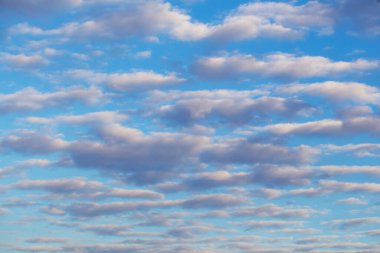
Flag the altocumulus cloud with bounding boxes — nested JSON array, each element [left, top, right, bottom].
[[1, 1, 380, 253]]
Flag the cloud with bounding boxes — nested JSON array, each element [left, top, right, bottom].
[[257, 119, 344, 136], [0, 159, 51, 179], [252, 188, 284, 199], [232, 204, 315, 219], [157, 171, 249, 192], [62, 244, 144, 253], [7, 1, 335, 42], [1, 122, 317, 187], [0, 0, 82, 14], [318, 165, 380, 177], [12, 246, 60, 253], [209, 1, 334, 41], [67, 124, 209, 184], [67, 69, 185, 91], [64, 193, 244, 217], [150, 89, 314, 126], [249, 165, 314, 187], [25, 237, 67, 244], [290, 180, 380, 197], [157, 165, 314, 193], [180, 194, 246, 209], [337, 0, 380, 35], [79, 224, 131, 236], [278, 81, 380, 104], [192, 52, 378, 80], [9, 1, 210, 41], [324, 217, 380, 230], [363, 230, 380, 237], [10, 177, 164, 200], [0, 125, 208, 184], [134, 50, 152, 59], [257, 116, 380, 137], [0, 208, 8, 215], [44, 188, 164, 200], [235, 220, 304, 229], [1, 53, 49, 69], [26, 111, 128, 125], [167, 223, 231, 238], [12, 178, 104, 194], [0, 86, 105, 114], [64, 200, 179, 217], [321, 143, 380, 158], [337, 197, 367, 205], [101, 188, 164, 200], [0, 131, 69, 155], [201, 139, 317, 166]]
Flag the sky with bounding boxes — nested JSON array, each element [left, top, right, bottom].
[[0, 0, 380, 252]]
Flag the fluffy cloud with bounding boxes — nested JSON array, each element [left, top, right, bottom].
[[290, 180, 380, 196], [180, 194, 246, 209], [192, 52, 378, 80], [7, 0, 380, 44], [67, 124, 209, 184], [12, 246, 60, 253], [1, 126, 205, 184], [150, 89, 314, 126], [235, 220, 304, 229], [0, 159, 51, 179], [157, 165, 314, 192], [2, 122, 318, 185], [2, 0, 380, 252], [26, 111, 128, 125], [67, 69, 185, 91], [9, 177, 164, 200], [64, 200, 178, 217], [209, 1, 334, 41], [0, 86, 105, 114], [201, 139, 317, 166], [12, 178, 104, 194], [25, 237, 67, 244], [232, 204, 315, 219], [62, 244, 144, 253], [1, 53, 49, 69], [64, 193, 244, 217], [257, 116, 380, 137], [324, 217, 380, 230], [8, 1, 335, 42], [318, 165, 380, 177], [337, 197, 367, 205], [337, 0, 380, 35], [278, 81, 380, 104], [0, 131, 69, 154], [0, 0, 83, 14], [322, 143, 380, 157], [79, 224, 131, 236], [9, 1, 209, 41]]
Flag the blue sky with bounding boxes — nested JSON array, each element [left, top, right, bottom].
[[1, 0, 380, 252]]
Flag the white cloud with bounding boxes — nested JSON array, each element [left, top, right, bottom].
[[209, 1, 334, 41], [278, 81, 380, 104], [0, 86, 105, 113], [192, 52, 378, 80], [67, 69, 185, 91], [290, 180, 380, 197], [256, 116, 380, 137], [2, 53, 49, 69], [337, 197, 367, 205], [322, 143, 380, 157], [26, 111, 128, 125], [134, 50, 152, 59], [7, 1, 336, 42]]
